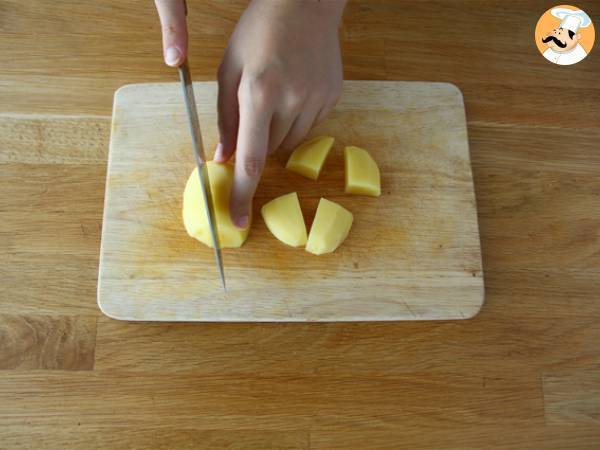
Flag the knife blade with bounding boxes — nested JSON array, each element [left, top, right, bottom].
[[178, 60, 226, 291]]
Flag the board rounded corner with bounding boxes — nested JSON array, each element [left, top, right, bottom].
[[462, 288, 486, 320], [440, 82, 463, 97], [113, 83, 144, 101], [97, 293, 131, 322]]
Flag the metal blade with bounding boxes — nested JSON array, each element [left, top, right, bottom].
[[178, 60, 226, 291]]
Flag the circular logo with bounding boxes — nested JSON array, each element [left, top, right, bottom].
[[535, 4, 595, 65]]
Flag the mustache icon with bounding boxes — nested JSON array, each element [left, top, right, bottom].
[[542, 35, 567, 48]]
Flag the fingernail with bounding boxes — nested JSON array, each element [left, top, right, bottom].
[[215, 143, 224, 162], [165, 47, 181, 66], [234, 214, 249, 229]]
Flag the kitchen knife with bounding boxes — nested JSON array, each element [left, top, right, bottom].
[[178, 60, 226, 291]]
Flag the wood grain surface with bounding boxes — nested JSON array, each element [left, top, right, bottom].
[[98, 81, 482, 321], [1, 0, 599, 448]]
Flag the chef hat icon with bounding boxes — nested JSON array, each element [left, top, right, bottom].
[[551, 7, 592, 33]]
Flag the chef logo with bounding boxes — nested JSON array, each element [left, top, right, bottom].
[[535, 5, 595, 66]]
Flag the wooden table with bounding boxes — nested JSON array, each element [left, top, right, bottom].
[[1, 1, 599, 448]]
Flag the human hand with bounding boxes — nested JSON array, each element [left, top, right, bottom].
[[156, 0, 346, 228]]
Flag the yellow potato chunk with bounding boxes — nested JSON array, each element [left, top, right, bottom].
[[285, 136, 334, 180], [305, 198, 353, 255], [183, 161, 250, 248], [261, 192, 307, 247], [344, 146, 381, 197]]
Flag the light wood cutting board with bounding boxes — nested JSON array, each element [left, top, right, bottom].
[[98, 81, 483, 321]]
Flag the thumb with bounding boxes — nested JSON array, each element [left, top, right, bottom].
[[155, 0, 188, 67]]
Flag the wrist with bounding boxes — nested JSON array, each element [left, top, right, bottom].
[[252, 0, 347, 29], [311, 0, 347, 27]]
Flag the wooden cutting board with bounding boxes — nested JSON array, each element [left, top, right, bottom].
[[98, 81, 483, 321]]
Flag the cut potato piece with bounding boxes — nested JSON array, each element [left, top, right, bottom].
[[286, 135, 334, 180], [344, 146, 381, 197], [306, 198, 353, 255], [183, 161, 250, 248], [261, 192, 307, 247]]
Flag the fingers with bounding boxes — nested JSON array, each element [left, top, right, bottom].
[[216, 60, 242, 163], [268, 111, 296, 154], [279, 106, 321, 154], [155, 0, 188, 67], [229, 93, 272, 228], [315, 94, 340, 125], [268, 87, 307, 154]]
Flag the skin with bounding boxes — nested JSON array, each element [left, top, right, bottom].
[[543, 27, 581, 52], [155, 0, 346, 228]]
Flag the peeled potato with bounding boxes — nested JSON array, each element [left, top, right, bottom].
[[286, 136, 334, 180], [305, 198, 353, 255], [344, 146, 381, 197], [182, 161, 250, 248], [261, 192, 307, 247]]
